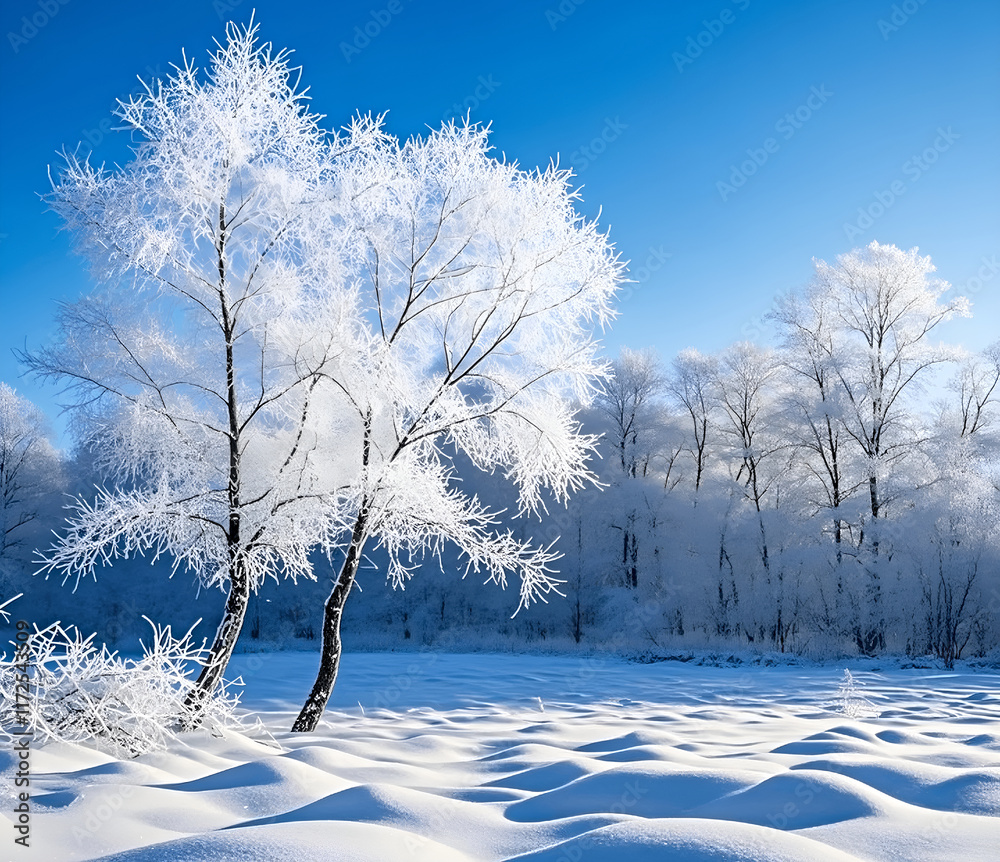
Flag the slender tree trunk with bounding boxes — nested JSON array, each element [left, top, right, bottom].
[[572, 518, 583, 644], [182, 554, 249, 724], [183, 198, 249, 726], [293, 511, 368, 732]]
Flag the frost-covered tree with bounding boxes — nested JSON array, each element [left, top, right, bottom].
[[592, 348, 675, 589], [788, 243, 969, 653], [714, 342, 787, 516], [711, 342, 797, 642], [0, 384, 60, 575], [952, 340, 1000, 440], [772, 291, 862, 555], [813, 242, 969, 525], [292, 122, 622, 731], [667, 348, 717, 493], [912, 455, 999, 666], [596, 348, 665, 478], [25, 22, 368, 718]]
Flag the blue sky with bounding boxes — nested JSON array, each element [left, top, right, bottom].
[[1, 0, 998, 447]]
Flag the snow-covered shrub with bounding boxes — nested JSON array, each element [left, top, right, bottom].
[[0, 618, 241, 757], [835, 669, 880, 719]]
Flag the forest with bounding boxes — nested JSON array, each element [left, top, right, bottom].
[[3, 239, 998, 672]]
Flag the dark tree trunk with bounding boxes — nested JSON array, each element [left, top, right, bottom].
[[182, 556, 249, 724], [868, 474, 879, 520], [183, 198, 249, 727], [572, 519, 583, 643], [292, 511, 368, 732]]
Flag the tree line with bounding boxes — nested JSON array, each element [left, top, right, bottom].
[[567, 243, 999, 663]]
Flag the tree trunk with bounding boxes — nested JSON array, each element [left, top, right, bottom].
[[292, 512, 368, 732], [184, 205, 248, 727], [182, 555, 249, 725], [572, 519, 583, 643], [868, 474, 879, 519]]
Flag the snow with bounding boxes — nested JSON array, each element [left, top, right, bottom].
[[4, 652, 999, 860]]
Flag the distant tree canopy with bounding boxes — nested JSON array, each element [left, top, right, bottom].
[[0, 384, 60, 576]]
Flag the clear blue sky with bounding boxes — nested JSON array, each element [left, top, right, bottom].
[[1, 0, 998, 447]]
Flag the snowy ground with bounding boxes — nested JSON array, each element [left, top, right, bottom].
[[5, 652, 1000, 861]]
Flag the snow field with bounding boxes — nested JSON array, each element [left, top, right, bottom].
[[3, 653, 999, 861]]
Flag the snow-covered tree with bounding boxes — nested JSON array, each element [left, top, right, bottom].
[[813, 242, 969, 525], [952, 340, 1000, 440], [25, 22, 368, 719], [772, 290, 866, 556], [292, 122, 622, 731], [713, 342, 787, 515], [801, 243, 969, 652], [667, 348, 717, 493], [0, 384, 60, 576], [592, 348, 678, 589], [596, 348, 665, 479]]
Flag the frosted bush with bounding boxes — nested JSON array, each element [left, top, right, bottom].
[[836, 669, 880, 719], [0, 618, 241, 757]]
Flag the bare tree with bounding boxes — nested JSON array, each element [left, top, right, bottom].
[[0, 384, 59, 571], [954, 340, 1000, 439], [668, 348, 717, 493], [772, 292, 862, 555]]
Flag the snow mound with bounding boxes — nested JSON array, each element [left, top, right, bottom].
[[505, 763, 761, 822], [90, 821, 476, 861], [504, 818, 867, 861], [485, 759, 597, 791], [688, 769, 887, 828]]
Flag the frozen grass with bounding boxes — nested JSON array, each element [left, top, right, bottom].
[[0, 619, 242, 758]]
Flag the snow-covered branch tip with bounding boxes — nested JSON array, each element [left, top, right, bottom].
[[0, 594, 22, 623]]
